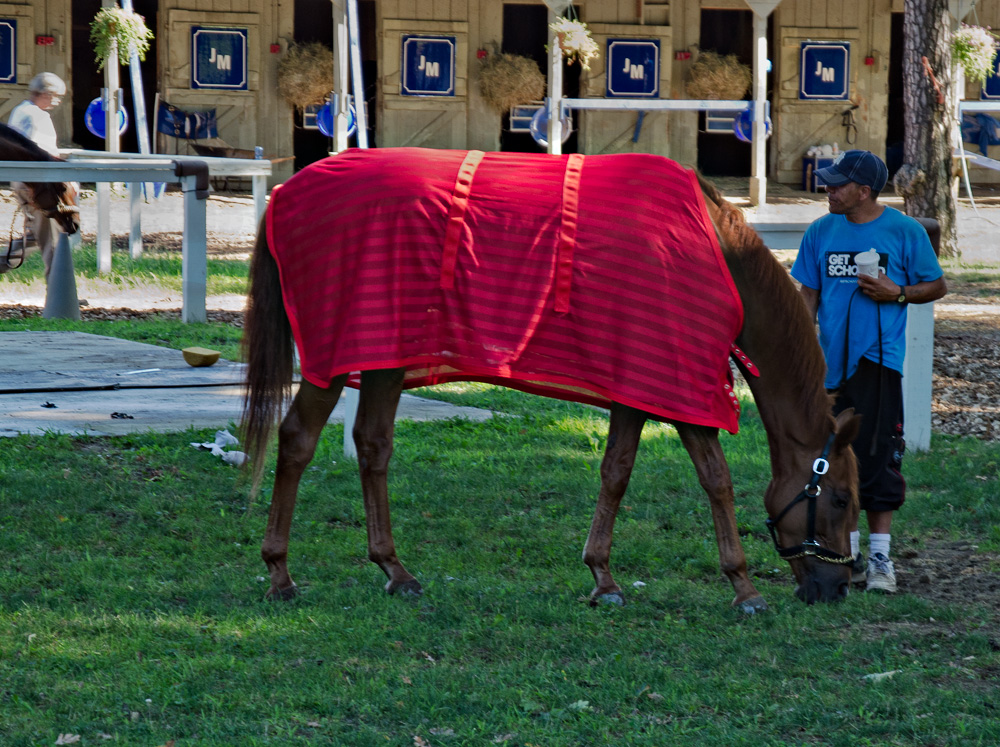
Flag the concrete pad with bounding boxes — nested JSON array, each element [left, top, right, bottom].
[[0, 332, 493, 437]]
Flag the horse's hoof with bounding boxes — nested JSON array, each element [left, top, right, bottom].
[[736, 595, 768, 615], [265, 584, 299, 602], [386, 578, 423, 596], [590, 590, 625, 607]]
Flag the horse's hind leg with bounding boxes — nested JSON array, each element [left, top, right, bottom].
[[674, 423, 767, 614], [355, 367, 421, 596], [583, 404, 647, 606], [262, 377, 346, 600]]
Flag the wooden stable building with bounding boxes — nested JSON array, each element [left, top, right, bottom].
[[3, 0, 999, 188]]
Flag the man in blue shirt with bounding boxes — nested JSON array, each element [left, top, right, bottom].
[[791, 150, 947, 593]]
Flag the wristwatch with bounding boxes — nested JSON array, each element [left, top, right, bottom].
[[897, 286, 907, 304]]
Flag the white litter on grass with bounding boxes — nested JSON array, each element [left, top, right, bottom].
[[862, 670, 902, 682], [632, 581, 647, 588], [191, 429, 248, 467]]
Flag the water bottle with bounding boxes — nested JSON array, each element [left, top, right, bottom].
[[254, 146, 263, 159]]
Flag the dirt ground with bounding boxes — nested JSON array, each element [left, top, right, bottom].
[[1, 183, 999, 618]]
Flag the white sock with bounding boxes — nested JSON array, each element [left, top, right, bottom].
[[869, 533, 891, 559], [850, 531, 861, 557]]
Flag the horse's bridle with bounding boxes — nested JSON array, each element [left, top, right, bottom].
[[765, 432, 854, 565]]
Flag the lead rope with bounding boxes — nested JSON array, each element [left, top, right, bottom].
[[841, 284, 884, 456], [5, 205, 23, 268], [871, 303, 884, 456], [840, 287, 861, 389]]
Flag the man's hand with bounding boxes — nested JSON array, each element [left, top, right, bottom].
[[857, 272, 948, 304], [857, 271, 901, 302]]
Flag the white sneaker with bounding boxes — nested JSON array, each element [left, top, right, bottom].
[[866, 553, 897, 593]]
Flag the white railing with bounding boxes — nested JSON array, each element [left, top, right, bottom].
[[0, 159, 210, 323], [558, 98, 753, 113], [59, 149, 272, 259]]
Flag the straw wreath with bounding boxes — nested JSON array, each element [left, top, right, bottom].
[[478, 53, 546, 114], [277, 42, 335, 112], [685, 51, 752, 100]]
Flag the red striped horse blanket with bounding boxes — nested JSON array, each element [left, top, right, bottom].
[[266, 148, 744, 432]]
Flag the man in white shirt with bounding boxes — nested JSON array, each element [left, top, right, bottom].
[[5, 72, 66, 277]]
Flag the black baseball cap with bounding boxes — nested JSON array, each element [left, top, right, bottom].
[[816, 149, 889, 192]]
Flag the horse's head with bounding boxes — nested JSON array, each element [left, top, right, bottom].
[[764, 409, 861, 604], [29, 179, 80, 235]]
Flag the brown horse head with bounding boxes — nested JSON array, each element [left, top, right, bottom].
[[26, 179, 81, 235], [696, 171, 863, 604], [763, 409, 861, 604], [1, 123, 81, 235]]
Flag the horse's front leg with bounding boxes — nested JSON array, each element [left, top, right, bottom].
[[355, 368, 421, 596], [263, 377, 346, 600], [674, 423, 767, 614], [583, 404, 647, 606]]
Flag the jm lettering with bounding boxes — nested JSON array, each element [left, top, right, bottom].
[[418, 55, 440, 78]]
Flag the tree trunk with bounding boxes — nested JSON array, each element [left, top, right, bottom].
[[894, 0, 958, 258]]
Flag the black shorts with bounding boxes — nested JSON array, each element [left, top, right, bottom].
[[829, 357, 906, 512]]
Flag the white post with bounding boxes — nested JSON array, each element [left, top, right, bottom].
[[346, 0, 368, 149], [252, 174, 267, 225], [97, 178, 112, 273], [332, 0, 352, 153], [902, 303, 935, 451], [546, 10, 564, 155], [180, 174, 208, 323], [342, 385, 359, 459], [97, 0, 120, 275], [122, 0, 155, 203], [129, 183, 142, 257], [341, 0, 365, 458], [749, 9, 768, 207]]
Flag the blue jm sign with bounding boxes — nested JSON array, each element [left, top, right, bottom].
[[606, 39, 660, 98], [799, 41, 850, 100], [191, 27, 248, 90], [401, 35, 455, 96], [0, 19, 16, 84], [981, 47, 1000, 100]]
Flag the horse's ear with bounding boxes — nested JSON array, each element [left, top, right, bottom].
[[833, 408, 861, 453]]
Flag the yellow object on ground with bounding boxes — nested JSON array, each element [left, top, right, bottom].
[[182, 346, 221, 367]]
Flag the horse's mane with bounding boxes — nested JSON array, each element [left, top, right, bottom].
[[696, 175, 833, 419], [0, 122, 61, 162]]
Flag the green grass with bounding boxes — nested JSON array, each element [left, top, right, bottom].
[[2, 384, 999, 745], [2, 240, 999, 744], [1, 241, 250, 296]]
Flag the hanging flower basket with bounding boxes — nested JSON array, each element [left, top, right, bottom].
[[478, 53, 546, 114], [90, 6, 154, 71], [277, 42, 335, 113], [951, 23, 999, 85], [685, 51, 752, 100], [550, 17, 600, 71]]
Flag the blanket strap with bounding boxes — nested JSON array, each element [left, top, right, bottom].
[[730, 343, 760, 377], [555, 153, 584, 314], [440, 150, 485, 290]]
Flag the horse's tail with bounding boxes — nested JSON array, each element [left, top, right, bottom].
[[241, 213, 294, 491]]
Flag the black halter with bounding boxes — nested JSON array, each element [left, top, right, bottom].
[[765, 432, 854, 565]]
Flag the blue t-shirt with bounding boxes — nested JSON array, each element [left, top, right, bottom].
[[791, 206, 943, 389]]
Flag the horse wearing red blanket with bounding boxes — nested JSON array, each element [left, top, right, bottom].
[[242, 148, 860, 612]]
